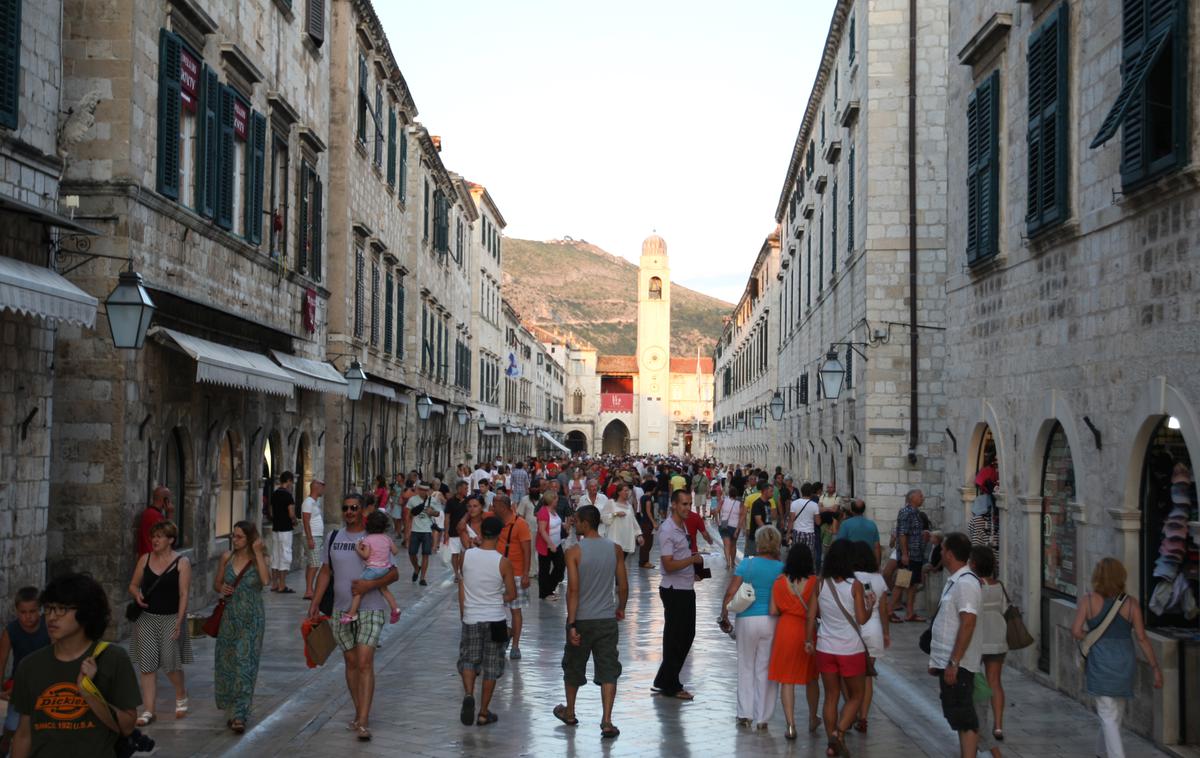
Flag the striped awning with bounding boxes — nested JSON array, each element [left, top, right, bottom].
[[270, 350, 348, 396], [155, 328, 295, 397], [0, 255, 97, 328]]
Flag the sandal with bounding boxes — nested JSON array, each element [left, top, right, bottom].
[[600, 722, 620, 739], [231, 719, 245, 734], [834, 730, 851, 757], [553, 704, 578, 726], [905, 615, 926, 623], [355, 724, 372, 741], [668, 689, 694, 700], [888, 614, 905, 623], [993, 728, 1004, 741], [175, 696, 189, 718], [135, 711, 155, 727], [809, 716, 822, 733], [854, 717, 867, 732], [460, 695, 475, 726], [476, 711, 498, 726]]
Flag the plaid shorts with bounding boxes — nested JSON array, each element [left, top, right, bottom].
[[457, 621, 507, 680], [331, 609, 385, 651], [307, 535, 325, 568], [506, 584, 530, 610]]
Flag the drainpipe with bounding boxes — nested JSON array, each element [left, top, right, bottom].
[[907, 0, 920, 465]]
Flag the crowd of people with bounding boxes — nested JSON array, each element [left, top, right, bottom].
[[0, 455, 1163, 758]]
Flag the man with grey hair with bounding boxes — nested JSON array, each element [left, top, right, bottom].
[[895, 489, 926, 621], [494, 494, 532, 659]]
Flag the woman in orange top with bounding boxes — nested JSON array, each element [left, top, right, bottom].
[[769, 543, 821, 740]]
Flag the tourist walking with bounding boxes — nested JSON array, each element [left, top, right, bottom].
[[458, 497, 487, 550], [837, 498, 881, 565], [927, 532, 982, 758], [599, 482, 639, 557], [805, 539, 871, 757], [268, 472, 298, 593], [714, 484, 742, 570], [968, 545, 1008, 743], [1071, 557, 1162, 758], [787, 483, 821, 559], [720, 525, 784, 730], [510, 461, 531, 504], [307, 493, 399, 742], [341, 510, 402, 625], [457, 517, 517, 727], [213, 520, 269, 733], [536, 491, 567, 600], [127, 520, 191, 726], [405, 481, 439, 586], [300, 479, 325, 600], [445, 481, 471, 582], [636, 481, 659, 568], [494, 494, 531, 659], [555, 505, 628, 739], [895, 489, 926, 621], [136, 486, 174, 556], [653, 490, 703, 700], [8, 574, 140, 758], [768, 544, 821, 740], [692, 470, 710, 517], [851, 540, 889, 733], [0, 587, 49, 754]]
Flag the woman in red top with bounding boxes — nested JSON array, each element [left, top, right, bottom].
[[373, 475, 390, 516], [769, 543, 821, 740]]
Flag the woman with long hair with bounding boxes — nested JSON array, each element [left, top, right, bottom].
[[850, 540, 889, 733], [805, 539, 872, 757], [1071, 557, 1162, 758], [714, 484, 744, 571], [600, 482, 639, 557], [128, 520, 192, 726], [213, 521, 270, 733], [720, 526, 784, 730], [769, 543, 821, 739], [536, 490, 566, 599]]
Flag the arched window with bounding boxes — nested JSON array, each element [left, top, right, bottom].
[[216, 432, 236, 540], [648, 276, 662, 300], [1040, 423, 1076, 597], [572, 390, 583, 416]]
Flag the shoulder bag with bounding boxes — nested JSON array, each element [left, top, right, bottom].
[[125, 556, 182, 623], [826, 578, 878, 676], [726, 560, 757, 614], [999, 582, 1035, 650], [919, 571, 978, 655], [202, 558, 253, 638], [1078, 593, 1127, 660], [317, 529, 341, 617]]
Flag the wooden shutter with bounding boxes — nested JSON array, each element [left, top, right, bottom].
[[399, 130, 408, 201], [297, 163, 309, 274], [967, 71, 999, 264], [247, 112, 266, 244], [384, 272, 394, 354], [397, 282, 405, 358], [306, 0, 324, 47], [800, 374, 809, 405], [1027, 5, 1069, 234], [156, 30, 182, 199], [354, 247, 365, 339], [0, 0, 22, 130], [195, 66, 218, 218], [216, 85, 234, 230], [386, 109, 396, 185], [847, 146, 855, 251], [831, 183, 838, 274], [312, 171, 322, 279]]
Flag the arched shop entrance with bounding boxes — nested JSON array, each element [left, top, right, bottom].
[[602, 420, 630, 456], [971, 424, 1000, 573], [566, 430, 588, 455], [1038, 422, 1077, 672]]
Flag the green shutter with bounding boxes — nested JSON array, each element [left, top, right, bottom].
[[216, 85, 234, 230], [156, 30, 182, 199], [848, 13, 856, 62], [831, 183, 838, 274], [312, 170, 322, 280], [0, 0, 22, 130], [386, 109, 396, 185], [384, 272, 394, 354], [399, 130, 408, 202], [1027, 5, 1069, 235], [247, 111, 266, 244], [196, 66, 218, 218], [397, 282, 405, 359], [967, 71, 999, 264], [297, 163, 308, 274], [847, 146, 855, 252]]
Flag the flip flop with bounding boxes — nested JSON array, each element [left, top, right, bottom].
[[600, 722, 620, 739], [135, 711, 155, 727], [231, 719, 245, 734], [905, 615, 927, 623], [460, 695, 475, 726], [668, 690, 694, 700], [476, 712, 498, 726], [888, 614, 905, 623], [553, 704, 578, 726], [279, 587, 297, 594]]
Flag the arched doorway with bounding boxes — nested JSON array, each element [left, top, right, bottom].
[[566, 430, 588, 454], [971, 424, 1001, 572], [1038, 421, 1077, 671], [1140, 418, 1195, 628], [602, 420, 630, 455], [262, 432, 282, 523], [295, 432, 311, 502]]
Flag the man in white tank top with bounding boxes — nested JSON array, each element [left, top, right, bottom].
[[457, 516, 516, 728]]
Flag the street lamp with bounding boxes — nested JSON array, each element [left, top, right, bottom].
[[769, 391, 785, 421], [819, 349, 846, 401], [416, 393, 433, 420], [456, 407, 469, 426], [477, 417, 487, 433], [344, 361, 366, 401], [751, 410, 764, 430], [105, 270, 156, 349], [736, 416, 747, 432]]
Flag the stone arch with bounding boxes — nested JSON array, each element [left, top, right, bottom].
[[1025, 391, 1088, 502], [158, 425, 195, 547], [211, 426, 247, 542], [566, 430, 588, 454], [294, 431, 313, 500], [962, 399, 1009, 491], [602, 419, 630, 455]]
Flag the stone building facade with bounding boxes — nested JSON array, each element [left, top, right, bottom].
[[715, 0, 951, 532], [943, 0, 1200, 747], [468, 182, 506, 463], [0, 0, 99, 605]]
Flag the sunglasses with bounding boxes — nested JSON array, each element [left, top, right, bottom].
[[341, 505, 361, 512]]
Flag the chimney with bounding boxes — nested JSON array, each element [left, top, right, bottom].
[[431, 136, 442, 152]]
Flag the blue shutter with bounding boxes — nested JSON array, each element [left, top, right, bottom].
[[0, 0, 22, 130], [216, 85, 234, 230], [155, 30, 182, 199], [247, 111, 266, 244]]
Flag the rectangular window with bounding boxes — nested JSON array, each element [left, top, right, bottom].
[[1090, 0, 1188, 187], [353, 245, 365, 340], [357, 54, 369, 145], [0, 0, 20, 129], [966, 71, 1000, 265], [397, 280, 405, 359], [398, 130, 408, 202], [297, 160, 321, 279], [806, 233, 812, 307], [373, 82, 383, 167], [177, 47, 200, 210], [848, 13, 856, 62], [231, 96, 248, 237], [421, 304, 430, 373], [423, 179, 430, 240], [384, 271, 394, 354], [197, 65, 219, 218], [1027, 4, 1069, 235], [269, 132, 289, 260], [818, 209, 825, 290], [831, 183, 838, 276], [245, 111, 265, 244]]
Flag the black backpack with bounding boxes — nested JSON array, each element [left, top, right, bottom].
[[318, 529, 339, 616]]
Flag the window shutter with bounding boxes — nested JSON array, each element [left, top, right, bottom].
[[966, 89, 980, 261], [980, 71, 1000, 259], [247, 111, 266, 244], [845, 347, 854, 390], [1027, 5, 1069, 234], [847, 146, 855, 251], [397, 282, 405, 358], [216, 85, 235, 230], [831, 183, 838, 274], [0, 0, 23, 130], [312, 172, 323, 279], [156, 30, 182, 199], [297, 164, 309, 274], [373, 86, 383, 166], [354, 247, 364, 339], [386, 109, 396, 185], [195, 66, 217, 218], [306, 0, 324, 47], [800, 374, 809, 405], [398, 130, 408, 201], [370, 261, 380, 347], [384, 272, 394, 354]]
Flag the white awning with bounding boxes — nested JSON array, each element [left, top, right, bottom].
[[363, 381, 396, 400], [540, 430, 570, 454], [270, 351, 348, 397], [155, 328, 295, 397], [0, 255, 97, 327]]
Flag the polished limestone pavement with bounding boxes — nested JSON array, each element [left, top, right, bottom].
[[140, 531, 1171, 757]]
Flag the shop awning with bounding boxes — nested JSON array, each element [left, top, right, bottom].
[[0, 255, 97, 327], [155, 328, 295, 397], [363, 381, 396, 400], [0, 194, 100, 236], [270, 351, 348, 396], [540, 430, 570, 454]]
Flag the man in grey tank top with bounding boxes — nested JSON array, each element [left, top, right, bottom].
[[555, 505, 628, 739]]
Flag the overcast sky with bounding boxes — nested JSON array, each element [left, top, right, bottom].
[[375, 0, 837, 304]]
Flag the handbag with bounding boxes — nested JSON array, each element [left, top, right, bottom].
[[919, 571, 978, 655], [1078, 593, 1127, 660], [318, 529, 340, 617], [894, 568, 913, 589], [826, 578, 878, 676], [999, 582, 1035, 650], [125, 556, 182, 623], [202, 558, 253, 638], [726, 565, 757, 614]]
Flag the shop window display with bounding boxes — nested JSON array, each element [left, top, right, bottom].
[[1041, 423, 1077, 597], [1141, 420, 1198, 631]]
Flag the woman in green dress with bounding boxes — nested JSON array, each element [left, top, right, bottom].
[[213, 520, 270, 733]]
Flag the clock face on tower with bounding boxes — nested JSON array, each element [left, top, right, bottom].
[[640, 346, 666, 372]]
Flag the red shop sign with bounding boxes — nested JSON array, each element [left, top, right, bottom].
[[302, 288, 317, 333], [600, 393, 633, 413], [233, 100, 248, 141], [180, 49, 199, 113]]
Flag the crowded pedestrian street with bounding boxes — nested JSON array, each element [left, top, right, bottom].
[[128, 529, 1171, 758]]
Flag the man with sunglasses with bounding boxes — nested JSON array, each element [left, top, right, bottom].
[[308, 493, 399, 742], [136, 486, 174, 556]]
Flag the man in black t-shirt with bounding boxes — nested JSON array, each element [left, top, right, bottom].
[[444, 480, 470, 582], [269, 471, 297, 592]]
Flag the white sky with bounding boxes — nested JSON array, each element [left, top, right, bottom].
[[375, 0, 838, 304]]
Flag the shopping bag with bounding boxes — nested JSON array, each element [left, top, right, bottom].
[[894, 568, 913, 588], [304, 618, 336, 667]]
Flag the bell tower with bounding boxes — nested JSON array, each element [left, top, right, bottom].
[[637, 233, 671, 454]]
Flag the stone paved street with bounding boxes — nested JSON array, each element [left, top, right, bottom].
[[63, 528, 1165, 758]]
